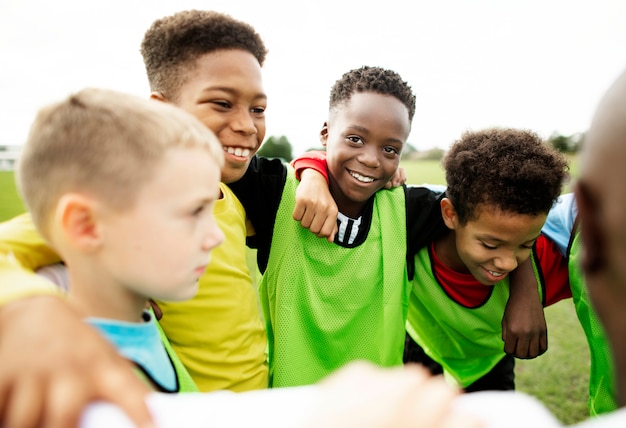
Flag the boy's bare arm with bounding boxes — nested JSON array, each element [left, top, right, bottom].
[[0, 295, 154, 428], [294, 169, 338, 243], [291, 151, 406, 243], [385, 166, 407, 189], [502, 257, 547, 359], [0, 213, 62, 272]]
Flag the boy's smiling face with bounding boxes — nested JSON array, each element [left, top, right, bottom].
[[172, 49, 267, 184], [321, 92, 409, 218], [441, 201, 546, 285]]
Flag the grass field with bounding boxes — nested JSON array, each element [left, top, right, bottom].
[[0, 156, 591, 424], [0, 171, 25, 221], [401, 156, 580, 193]]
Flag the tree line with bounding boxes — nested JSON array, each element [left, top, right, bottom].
[[258, 132, 584, 162]]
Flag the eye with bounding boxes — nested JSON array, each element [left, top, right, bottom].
[[521, 242, 535, 250], [346, 135, 363, 144], [481, 242, 497, 250], [384, 146, 400, 155], [210, 100, 231, 109], [191, 205, 206, 217], [251, 106, 266, 114]]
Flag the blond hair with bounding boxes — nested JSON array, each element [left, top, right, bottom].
[[17, 87, 224, 238]]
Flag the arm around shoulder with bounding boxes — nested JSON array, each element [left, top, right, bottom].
[[0, 212, 62, 271]]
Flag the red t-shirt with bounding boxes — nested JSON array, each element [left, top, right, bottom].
[[291, 150, 329, 182], [432, 234, 571, 307]]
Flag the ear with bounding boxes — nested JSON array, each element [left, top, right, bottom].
[[575, 182, 606, 274], [55, 193, 103, 252], [320, 122, 329, 147], [440, 198, 458, 230], [150, 91, 168, 103]]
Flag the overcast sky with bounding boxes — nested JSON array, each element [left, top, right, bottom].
[[1, 0, 625, 156]]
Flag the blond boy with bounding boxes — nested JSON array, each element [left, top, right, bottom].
[[17, 88, 224, 392]]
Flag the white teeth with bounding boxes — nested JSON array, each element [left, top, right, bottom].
[[349, 171, 374, 183], [488, 270, 504, 277], [224, 147, 250, 157]]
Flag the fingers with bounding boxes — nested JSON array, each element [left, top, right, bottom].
[[521, 333, 548, 359], [0, 296, 153, 428], [292, 202, 338, 242], [385, 167, 407, 189], [326, 225, 338, 243], [95, 363, 154, 428], [4, 375, 44, 428], [43, 372, 90, 428], [515, 338, 530, 359], [527, 337, 539, 359], [539, 332, 548, 356], [313, 362, 480, 428], [503, 334, 548, 359], [292, 203, 306, 222]]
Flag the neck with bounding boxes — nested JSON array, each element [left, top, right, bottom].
[[67, 266, 148, 323], [328, 177, 367, 219], [433, 231, 467, 273]]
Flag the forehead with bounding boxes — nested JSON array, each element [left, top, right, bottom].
[[330, 92, 411, 136], [180, 49, 265, 95], [464, 205, 546, 240]]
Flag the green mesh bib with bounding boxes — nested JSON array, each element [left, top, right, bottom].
[[407, 246, 543, 388], [569, 230, 617, 415], [261, 167, 409, 387], [154, 313, 198, 392]]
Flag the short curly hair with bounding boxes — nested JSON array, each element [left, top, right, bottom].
[[444, 128, 569, 224], [328, 66, 416, 122], [140, 10, 268, 101]]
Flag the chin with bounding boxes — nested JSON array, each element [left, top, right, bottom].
[[164, 284, 200, 302], [221, 165, 248, 184]]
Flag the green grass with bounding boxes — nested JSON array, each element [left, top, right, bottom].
[[0, 171, 25, 221], [400, 154, 580, 192], [516, 301, 590, 424], [0, 158, 591, 424]]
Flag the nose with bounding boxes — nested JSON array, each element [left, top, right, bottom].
[[357, 145, 381, 168], [492, 250, 519, 273], [231, 108, 257, 136]]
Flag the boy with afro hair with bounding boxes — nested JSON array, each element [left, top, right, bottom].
[[404, 127, 572, 392]]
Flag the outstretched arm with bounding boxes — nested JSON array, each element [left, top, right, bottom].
[[502, 257, 547, 359], [291, 151, 407, 243], [0, 214, 153, 427], [294, 168, 338, 243], [0, 295, 153, 428], [291, 151, 337, 243]]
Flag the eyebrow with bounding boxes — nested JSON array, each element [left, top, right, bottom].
[[346, 125, 405, 145], [200, 86, 267, 101], [479, 232, 541, 245]]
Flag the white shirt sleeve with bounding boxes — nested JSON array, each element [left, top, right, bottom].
[[452, 391, 562, 427], [80, 386, 321, 428]]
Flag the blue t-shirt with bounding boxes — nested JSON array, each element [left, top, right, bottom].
[[87, 310, 177, 391], [542, 192, 577, 256]]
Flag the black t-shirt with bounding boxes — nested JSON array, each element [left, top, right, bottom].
[[227, 155, 447, 278]]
